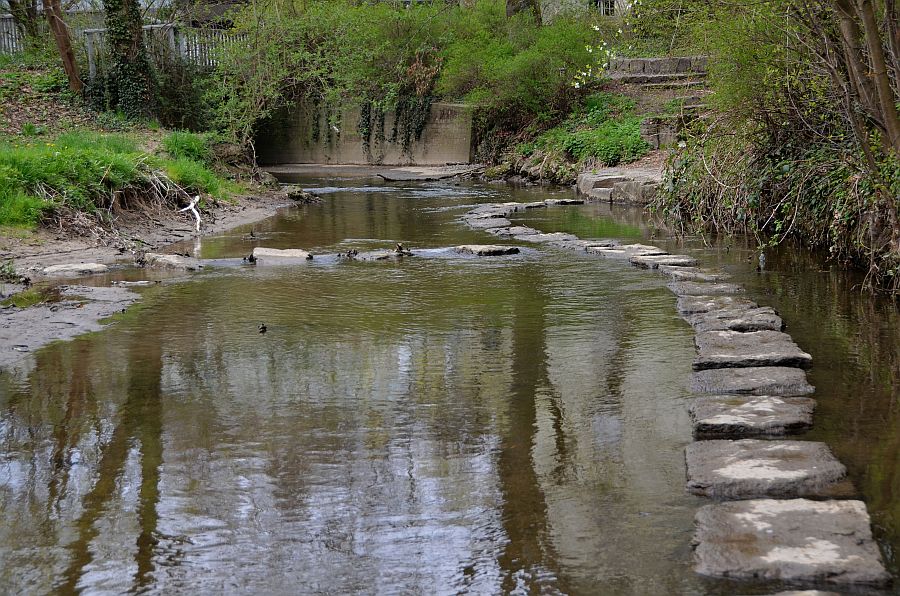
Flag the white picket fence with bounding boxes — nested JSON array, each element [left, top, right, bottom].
[[1, 13, 242, 75]]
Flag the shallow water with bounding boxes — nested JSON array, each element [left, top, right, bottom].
[[0, 178, 896, 594]]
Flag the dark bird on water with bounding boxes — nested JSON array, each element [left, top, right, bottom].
[[258, 323, 267, 334], [243, 253, 257, 264]]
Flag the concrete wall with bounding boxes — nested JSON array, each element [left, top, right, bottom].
[[255, 101, 474, 166]]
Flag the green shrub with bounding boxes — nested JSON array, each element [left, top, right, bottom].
[[162, 131, 211, 164]]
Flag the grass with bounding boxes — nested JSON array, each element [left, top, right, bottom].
[[516, 92, 650, 166], [0, 130, 240, 228]]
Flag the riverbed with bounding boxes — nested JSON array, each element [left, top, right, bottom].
[[0, 176, 897, 594]]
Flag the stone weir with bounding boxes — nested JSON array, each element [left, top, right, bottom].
[[255, 100, 475, 167], [457, 200, 892, 590]]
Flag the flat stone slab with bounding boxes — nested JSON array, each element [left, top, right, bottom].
[[142, 253, 203, 271], [514, 232, 579, 243], [677, 295, 758, 315], [664, 267, 731, 282], [253, 247, 314, 261], [693, 366, 814, 396], [630, 254, 698, 269], [41, 263, 109, 276], [354, 250, 412, 261], [487, 225, 538, 237], [669, 281, 745, 296], [465, 217, 512, 229], [587, 244, 668, 257], [694, 499, 890, 586], [685, 439, 849, 499], [689, 395, 815, 438], [693, 330, 812, 371], [544, 198, 584, 206], [454, 245, 520, 256], [687, 306, 784, 333]]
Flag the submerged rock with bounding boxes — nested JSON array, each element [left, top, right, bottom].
[[692, 366, 814, 395], [454, 245, 520, 256], [693, 498, 890, 585], [141, 253, 202, 271], [689, 395, 815, 438], [693, 330, 812, 371], [41, 263, 109, 276], [252, 247, 314, 261], [685, 439, 850, 499]]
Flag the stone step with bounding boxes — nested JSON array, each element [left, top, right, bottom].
[[689, 395, 815, 438], [693, 499, 890, 586], [684, 305, 784, 333], [685, 439, 852, 499], [669, 281, 746, 296], [608, 72, 706, 84], [454, 245, 519, 256], [693, 330, 812, 371], [692, 366, 815, 396]]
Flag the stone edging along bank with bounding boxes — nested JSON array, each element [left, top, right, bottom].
[[459, 199, 892, 588]]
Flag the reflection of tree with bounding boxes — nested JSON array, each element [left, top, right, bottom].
[[496, 266, 567, 593], [59, 334, 164, 592]]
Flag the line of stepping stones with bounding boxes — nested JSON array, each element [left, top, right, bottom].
[[459, 200, 892, 590]]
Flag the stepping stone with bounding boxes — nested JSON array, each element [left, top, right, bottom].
[[466, 217, 512, 229], [519, 201, 547, 209], [677, 295, 758, 315], [664, 267, 731, 282], [492, 225, 538, 237], [544, 198, 584, 206], [42, 263, 109, 276], [253, 247, 313, 261], [669, 281, 745, 296], [454, 245, 520, 256], [466, 211, 511, 220], [142, 253, 203, 271], [692, 366, 814, 396], [689, 395, 815, 438], [514, 232, 579, 243], [693, 330, 812, 371], [587, 244, 667, 257], [686, 306, 784, 333], [581, 239, 618, 249], [693, 498, 890, 586], [354, 250, 411, 261], [630, 254, 698, 269], [685, 439, 850, 499]]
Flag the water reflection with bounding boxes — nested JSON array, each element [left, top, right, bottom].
[[0, 182, 752, 594]]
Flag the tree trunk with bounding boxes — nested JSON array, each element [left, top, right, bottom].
[[103, 0, 154, 117], [42, 0, 82, 95], [855, 0, 900, 153]]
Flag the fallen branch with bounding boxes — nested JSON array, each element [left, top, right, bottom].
[[178, 196, 202, 233]]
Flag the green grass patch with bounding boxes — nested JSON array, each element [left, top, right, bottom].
[[517, 92, 649, 166], [162, 131, 212, 164], [0, 131, 239, 228]]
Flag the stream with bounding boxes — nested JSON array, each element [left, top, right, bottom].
[[0, 176, 898, 594]]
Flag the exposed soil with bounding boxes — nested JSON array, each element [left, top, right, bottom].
[[1, 189, 307, 275]]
